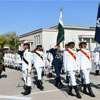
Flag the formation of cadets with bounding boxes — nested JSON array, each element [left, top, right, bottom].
[[2, 41, 100, 98], [3, 52, 22, 68]]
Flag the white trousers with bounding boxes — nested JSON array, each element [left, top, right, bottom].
[[35, 67, 43, 80], [80, 69, 90, 84], [22, 69, 31, 86], [68, 71, 77, 86], [95, 63, 100, 70], [45, 65, 52, 74]]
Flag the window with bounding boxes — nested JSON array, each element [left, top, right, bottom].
[[38, 35, 40, 44]]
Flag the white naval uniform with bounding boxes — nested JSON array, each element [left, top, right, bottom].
[[77, 49, 91, 84], [22, 49, 32, 86], [33, 50, 45, 80], [3, 53, 8, 66], [63, 48, 79, 86], [93, 51, 100, 71]]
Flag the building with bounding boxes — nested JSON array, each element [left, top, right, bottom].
[[19, 25, 96, 51]]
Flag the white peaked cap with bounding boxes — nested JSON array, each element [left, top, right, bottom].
[[23, 41, 29, 44], [23, 41, 29, 45]]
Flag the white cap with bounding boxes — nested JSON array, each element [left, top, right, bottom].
[[23, 41, 29, 44], [23, 41, 30, 45]]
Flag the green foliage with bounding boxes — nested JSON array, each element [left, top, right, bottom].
[[0, 35, 6, 48], [0, 32, 20, 51]]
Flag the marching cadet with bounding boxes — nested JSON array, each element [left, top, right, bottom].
[[77, 42, 95, 97], [21, 41, 32, 95], [63, 42, 81, 98], [0, 64, 5, 78], [64, 44, 70, 83], [33, 45, 45, 90], [48, 44, 64, 88], [45, 51, 53, 78], [93, 48, 100, 75], [0, 49, 6, 78]]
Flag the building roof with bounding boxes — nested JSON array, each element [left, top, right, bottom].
[[19, 25, 95, 37], [19, 28, 43, 38], [50, 25, 95, 30]]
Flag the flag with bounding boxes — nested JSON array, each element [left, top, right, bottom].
[[56, 9, 64, 45], [95, 3, 100, 43]]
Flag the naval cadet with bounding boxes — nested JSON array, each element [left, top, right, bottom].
[[63, 42, 81, 98], [33, 45, 45, 90], [77, 42, 95, 97], [93, 48, 100, 75], [21, 41, 32, 95]]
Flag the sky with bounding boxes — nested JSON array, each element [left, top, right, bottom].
[[0, 0, 99, 35]]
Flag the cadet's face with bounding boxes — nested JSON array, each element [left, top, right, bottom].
[[23, 45, 26, 49], [79, 45, 81, 49], [23, 45, 28, 50], [23, 45, 26, 50], [70, 44, 75, 49], [38, 47, 43, 51], [82, 44, 87, 48], [65, 46, 68, 50]]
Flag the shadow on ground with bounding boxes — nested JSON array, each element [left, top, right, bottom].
[[0, 74, 7, 79]]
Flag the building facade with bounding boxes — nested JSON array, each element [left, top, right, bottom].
[[19, 25, 96, 51]]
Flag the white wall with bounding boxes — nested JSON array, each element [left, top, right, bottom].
[[42, 29, 95, 51], [64, 29, 95, 48], [42, 30, 58, 51]]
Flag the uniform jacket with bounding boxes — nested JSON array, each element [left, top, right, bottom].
[[33, 50, 45, 68], [48, 48, 63, 66], [63, 48, 79, 72], [22, 49, 32, 70], [77, 48, 92, 70]]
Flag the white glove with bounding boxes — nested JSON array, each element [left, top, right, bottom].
[[28, 66, 32, 74]]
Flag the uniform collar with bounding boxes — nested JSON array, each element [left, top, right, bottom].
[[81, 48, 86, 51], [24, 49, 29, 52]]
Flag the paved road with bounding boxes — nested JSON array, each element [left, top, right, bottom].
[[0, 68, 100, 100]]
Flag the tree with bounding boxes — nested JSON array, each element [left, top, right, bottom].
[[5, 32, 20, 51], [0, 32, 20, 51], [0, 35, 6, 48]]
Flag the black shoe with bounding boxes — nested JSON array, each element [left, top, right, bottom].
[[0, 71, 2, 78], [61, 69, 65, 74], [95, 70, 99, 75], [21, 86, 31, 95], [47, 73, 53, 78], [42, 71, 45, 76], [76, 92, 82, 98], [55, 77, 63, 88], [87, 84, 95, 97], [23, 84, 27, 90], [39, 80, 44, 90], [83, 84, 88, 94], [36, 80, 44, 90], [65, 76, 69, 83], [89, 92, 95, 97], [55, 78, 59, 87], [68, 86, 74, 96], [74, 86, 82, 99], [83, 89, 88, 94], [58, 81, 64, 89]]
